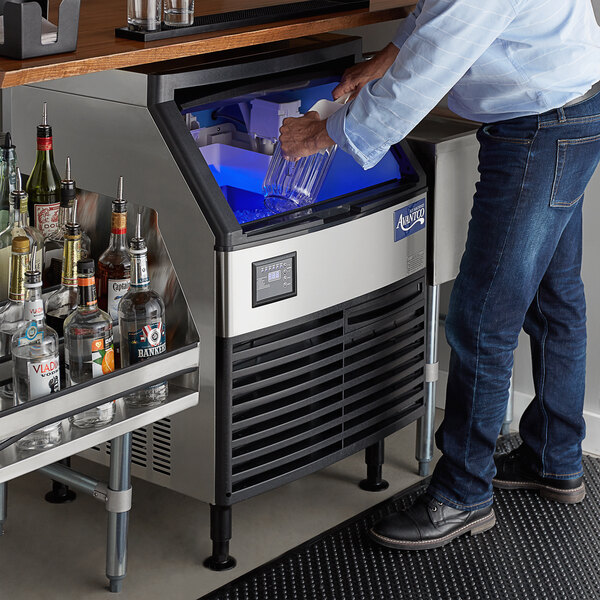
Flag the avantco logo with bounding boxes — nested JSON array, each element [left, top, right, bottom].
[[394, 199, 426, 242]]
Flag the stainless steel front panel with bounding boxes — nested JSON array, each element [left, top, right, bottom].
[[220, 194, 426, 338]]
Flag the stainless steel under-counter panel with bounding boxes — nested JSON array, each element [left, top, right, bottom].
[[408, 115, 480, 286]]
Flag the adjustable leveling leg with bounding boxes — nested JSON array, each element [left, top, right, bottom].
[[359, 440, 389, 492], [204, 505, 236, 571]]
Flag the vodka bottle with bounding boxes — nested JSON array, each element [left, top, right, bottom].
[[26, 102, 62, 239], [118, 214, 167, 407], [65, 259, 115, 428], [11, 260, 62, 450], [97, 177, 130, 321], [0, 167, 44, 299], [0, 132, 18, 232], [45, 221, 81, 337], [44, 158, 91, 286], [0, 236, 30, 399]]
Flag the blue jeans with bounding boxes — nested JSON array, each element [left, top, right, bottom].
[[427, 90, 600, 511]]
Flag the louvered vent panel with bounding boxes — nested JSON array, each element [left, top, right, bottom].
[[227, 276, 426, 499], [343, 284, 426, 446], [152, 418, 172, 476], [230, 313, 345, 493]]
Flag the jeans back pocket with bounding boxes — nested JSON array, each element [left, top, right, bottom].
[[551, 133, 600, 208]]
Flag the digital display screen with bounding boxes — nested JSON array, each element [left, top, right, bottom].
[[268, 270, 281, 282]]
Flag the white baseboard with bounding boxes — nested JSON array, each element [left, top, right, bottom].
[[434, 369, 600, 457]]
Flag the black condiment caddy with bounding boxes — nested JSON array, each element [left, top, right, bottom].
[[0, 0, 80, 60]]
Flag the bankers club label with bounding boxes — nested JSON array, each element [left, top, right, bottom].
[[394, 199, 426, 242]]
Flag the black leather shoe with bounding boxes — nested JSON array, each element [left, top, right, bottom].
[[493, 446, 585, 504], [368, 494, 495, 551]]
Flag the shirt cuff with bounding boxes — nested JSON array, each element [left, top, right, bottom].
[[326, 103, 390, 170]]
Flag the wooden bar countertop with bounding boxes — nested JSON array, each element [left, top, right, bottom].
[[0, 0, 414, 88]]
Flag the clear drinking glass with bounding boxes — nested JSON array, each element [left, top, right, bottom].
[[262, 94, 350, 214], [164, 0, 194, 27], [127, 0, 162, 31], [263, 143, 337, 213]]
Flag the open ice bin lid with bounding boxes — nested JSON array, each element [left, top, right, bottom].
[[145, 36, 425, 249]]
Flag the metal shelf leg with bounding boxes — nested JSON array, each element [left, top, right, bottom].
[[0, 481, 6, 535], [359, 440, 389, 491], [501, 374, 514, 436], [106, 433, 132, 594], [204, 505, 237, 571], [416, 284, 440, 477]]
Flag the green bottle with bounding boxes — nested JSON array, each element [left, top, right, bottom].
[[26, 102, 62, 240]]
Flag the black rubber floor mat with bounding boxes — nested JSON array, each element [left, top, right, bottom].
[[200, 434, 600, 599]]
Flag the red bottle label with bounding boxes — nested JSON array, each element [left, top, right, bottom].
[[34, 202, 61, 237], [37, 137, 53, 151]]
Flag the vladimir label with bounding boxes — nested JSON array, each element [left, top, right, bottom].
[[34, 202, 61, 238], [28, 355, 60, 399], [128, 321, 166, 364], [394, 198, 426, 242], [107, 278, 130, 320]]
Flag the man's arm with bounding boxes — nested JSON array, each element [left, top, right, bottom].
[[327, 0, 517, 169], [392, 0, 425, 50]]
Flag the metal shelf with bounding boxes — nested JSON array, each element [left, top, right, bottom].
[[0, 342, 199, 444], [0, 383, 198, 482]]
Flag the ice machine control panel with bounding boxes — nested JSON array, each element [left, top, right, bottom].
[[252, 252, 297, 307]]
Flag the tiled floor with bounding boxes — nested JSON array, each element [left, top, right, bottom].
[[0, 412, 443, 600]]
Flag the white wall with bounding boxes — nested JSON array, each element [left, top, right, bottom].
[[340, 1, 600, 455]]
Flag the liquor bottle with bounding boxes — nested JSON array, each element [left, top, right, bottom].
[[64, 258, 115, 428], [118, 214, 167, 407], [97, 176, 130, 321], [0, 167, 44, 299], [45, 221, 81, 336], [11, 251, 62, 450], [0, 132, 18, 232], [43, 158, 91, 286], [0, 236, 30, 399], [26, 102, 62, 239]]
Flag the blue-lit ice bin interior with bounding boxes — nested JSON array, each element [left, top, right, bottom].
[[184, 80, 416, 225]]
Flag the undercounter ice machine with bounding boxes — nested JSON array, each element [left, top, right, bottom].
[[9, 34, 428, 568]]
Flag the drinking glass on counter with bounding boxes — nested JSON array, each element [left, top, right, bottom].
[[127, 0, 162, 31], [164, 0, 194, 27]]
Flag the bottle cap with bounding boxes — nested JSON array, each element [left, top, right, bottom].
[[61, 156, 76, 207], [11, 167, 27, 207], [113, 176, 127, 213], [1, 132, 14, 150], [129, 212, 147, 253], [12, 236, 30, 253], [37, 102, 52, 138], [77, 258, 95, 275], [65, 222, 81, 237], [25, 270, 42, 286]]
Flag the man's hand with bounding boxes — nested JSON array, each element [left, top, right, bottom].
[[279, 112, 335, 161], [332, 42, 399, 100]]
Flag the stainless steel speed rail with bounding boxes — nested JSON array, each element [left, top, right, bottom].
[[0, 341, 200, 593]]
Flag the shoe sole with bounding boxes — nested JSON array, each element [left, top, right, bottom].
[[492, 478, 586, 504], [368, 509, 496, 551]]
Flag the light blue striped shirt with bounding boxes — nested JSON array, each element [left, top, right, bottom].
[[327, 0, 600, 169]]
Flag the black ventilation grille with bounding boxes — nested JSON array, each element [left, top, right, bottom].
[[221, 274, 426, 502]]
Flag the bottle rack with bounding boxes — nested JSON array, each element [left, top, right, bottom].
[[0, 0, 80, 60], [0, 341, 200, 479]]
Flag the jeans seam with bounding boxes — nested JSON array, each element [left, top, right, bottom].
[[465, 127, 538, 494], [535, 289, 550, 473], [540, 115, 600, 128], [429, 490, 494, 510]]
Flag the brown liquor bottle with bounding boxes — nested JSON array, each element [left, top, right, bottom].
[[97, 177, 131, 322]]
